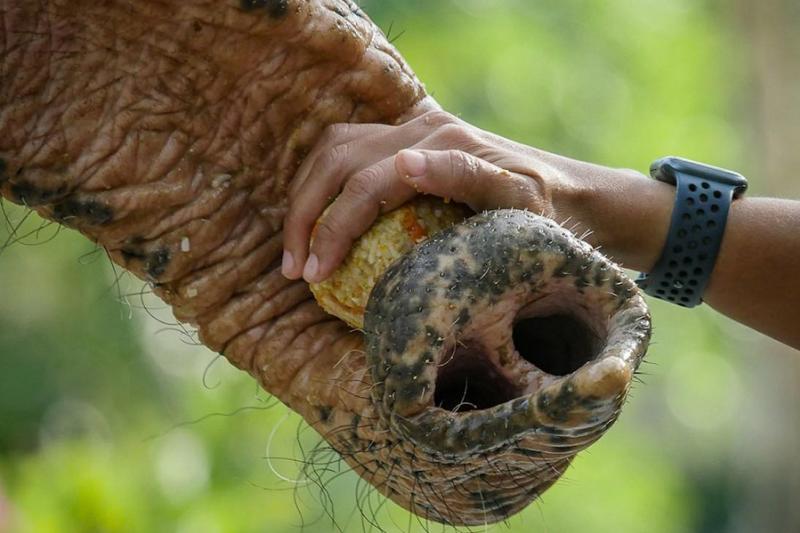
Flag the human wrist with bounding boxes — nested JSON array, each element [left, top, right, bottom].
[[553, 161, 674, 271]]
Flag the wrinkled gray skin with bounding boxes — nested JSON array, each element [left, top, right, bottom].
[[0, 0, 650, 525]]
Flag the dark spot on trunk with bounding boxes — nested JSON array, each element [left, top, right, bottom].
[[0, 159, 6, 182], [10, 181, 68, 206], [240, 0, 265, 10], [593, 262, 610, 286], [294, 145, 311, 162], [240, 0, 289, 18], [537, 381, 580, 423], [317, 406, 332, 424], [266, 0, 289, 18], [517, 448, 542, 458], [395, 378, 427, 407], [52, 198, 113, 226], [424, 326, 444, 347], [121, 247, 147, 262], [554, 250, 583, 278], [146, 248, 171, 279], [580, 394, 602, 410], [454, 308, 470, 326]]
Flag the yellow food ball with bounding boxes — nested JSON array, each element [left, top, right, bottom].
[[310, 197, 470, 329]]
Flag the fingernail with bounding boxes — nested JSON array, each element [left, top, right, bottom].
[[303, 253, 320, 282], [281, 250, 294, 277], [399, 150, 427, 177]]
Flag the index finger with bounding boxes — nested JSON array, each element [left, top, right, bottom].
[[289, 123, 379, 200]]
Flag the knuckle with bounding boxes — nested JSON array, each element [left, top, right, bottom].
[[437, 123, 465, 143], [417, 110, 455, 127], [320, 123, 350, 145], [345, 167, 381, 200], [436, 123, 479, 147], [313, 217, 341, 242], [319, 142, 350, 172]]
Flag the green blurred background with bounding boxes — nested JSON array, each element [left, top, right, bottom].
[[1, 0, 799, 531]]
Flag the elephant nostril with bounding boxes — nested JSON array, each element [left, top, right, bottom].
[[434, 341, 519, 412], [513, 314, 600, 376], [433, 313, 601, 413]]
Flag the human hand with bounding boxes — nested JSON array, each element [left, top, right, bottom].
[[282, 110, 674, 283]]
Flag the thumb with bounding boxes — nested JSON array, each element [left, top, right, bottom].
[[396, 149, 539, 212]]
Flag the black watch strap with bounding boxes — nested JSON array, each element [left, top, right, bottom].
[[636, 157, 747, 308]]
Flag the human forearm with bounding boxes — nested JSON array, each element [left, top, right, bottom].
[[556, 159, 800, 348], [703, 198, 800, 348]]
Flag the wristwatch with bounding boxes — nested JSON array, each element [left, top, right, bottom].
[[636, 156, 748, 307]]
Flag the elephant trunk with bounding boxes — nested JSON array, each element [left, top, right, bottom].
[[0, 0, 651, 526], [0, 0, 425, 405]]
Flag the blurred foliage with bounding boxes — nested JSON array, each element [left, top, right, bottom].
[[0, 0, 790, 532]]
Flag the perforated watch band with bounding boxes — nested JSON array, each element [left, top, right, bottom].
[[636, 157, 747, 308]]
